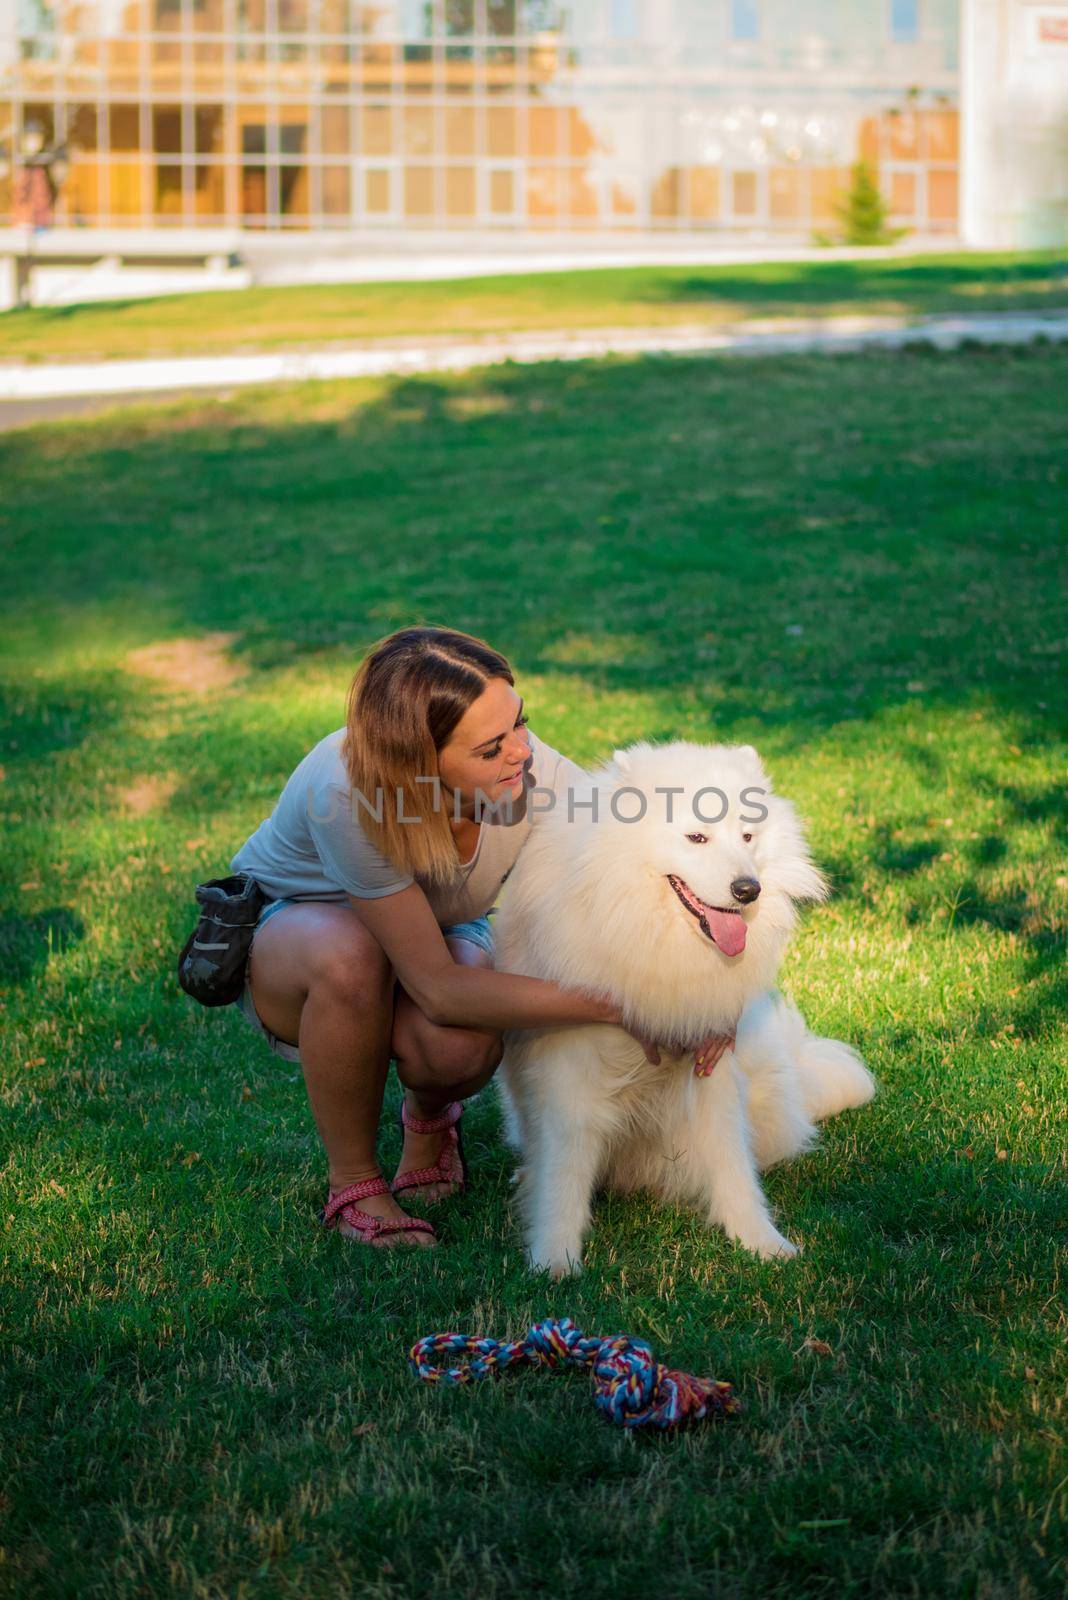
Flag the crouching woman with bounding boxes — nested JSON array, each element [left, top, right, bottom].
[[226, 624, 658, 1251]]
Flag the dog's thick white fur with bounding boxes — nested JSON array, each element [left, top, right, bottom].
[[494, 739, 875, 1277]]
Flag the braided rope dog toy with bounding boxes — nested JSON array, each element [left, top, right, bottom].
[[409, 1316, 740, 1430]]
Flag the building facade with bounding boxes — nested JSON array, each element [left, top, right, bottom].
[[1, 1, 961, 235]]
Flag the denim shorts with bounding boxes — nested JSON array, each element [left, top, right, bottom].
[[234, 897, 495, 1064]]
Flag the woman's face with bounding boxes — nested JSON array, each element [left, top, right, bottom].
[[437, 678, 531, 811]]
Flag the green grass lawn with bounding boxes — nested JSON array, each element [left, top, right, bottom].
[[1, 341, 1065, 1600], [1, 248, 1067, 365]]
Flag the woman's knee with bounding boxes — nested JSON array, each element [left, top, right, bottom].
[[312, 933, 393, 1013], [398, 1021, 504, 1093]]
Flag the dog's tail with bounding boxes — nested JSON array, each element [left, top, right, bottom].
[[771, 993, 876, 1123], [732, 992, 874, 1170]]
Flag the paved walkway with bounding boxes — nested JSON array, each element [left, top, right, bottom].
[[1, 309, 1065, 426]]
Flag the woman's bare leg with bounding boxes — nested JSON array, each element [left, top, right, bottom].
[[246, 902, 434, 1247], [390, 935, 504, 1199]]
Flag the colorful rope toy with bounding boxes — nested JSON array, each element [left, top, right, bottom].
[[408, 1316, 740, 1430]]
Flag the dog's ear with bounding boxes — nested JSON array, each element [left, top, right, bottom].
[[733, 742, 768, 784]]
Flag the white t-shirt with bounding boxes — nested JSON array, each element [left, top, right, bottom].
[[230, 725, 586, 926]]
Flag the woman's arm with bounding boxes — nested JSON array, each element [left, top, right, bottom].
[[348, 883, 621, 1032]]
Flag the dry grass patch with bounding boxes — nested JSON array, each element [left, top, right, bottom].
[[116, 772, 180, 816], [123, 632, 244, 695]]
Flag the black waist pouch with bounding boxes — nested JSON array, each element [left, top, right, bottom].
[[177, 874, 271, 1008]]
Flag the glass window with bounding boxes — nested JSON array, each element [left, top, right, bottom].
[[444, 0, 475, 34], [924, 108, 958, 161], [360, 42, 394, 93], [528, 105, 558, 158], [769, 165, 802, 221], [810, 165, 848, 224], [279, 123, 307, 158], [486, 105, 517, 157], [610, 0, 638, 37], [321, 106, 350, 155], [650, 166, 682, 219], [487, 166, 514, 214], [154, 0, 183, 32], [404, 165, 436, 216], [65, 161, 100, 224], [519, 2, 561, 31], [568, 106, 596, 159], [444, 105, 476, 156], [444, 44, 476, 91], [21, 103, 56, 147], [155, 164, 184, 217], [927, 168, 957, 224], [241, 165, 267, 218], [280, 164, 309, 217], [362, 105, 394, 156], [401, 0, 432, 41], [566, 169, 597, 219], [888, 109, 919, 160], [730, 1, 759, 42], [444, 166, 476, 216], [68, 105, 99, 153], [108, 104, 141, 153], [321, 164, 351, 217], [526, 166, 561, 220], [193, 165, 226, 218], [609, 173, 638, 217], [278, 0, 308, 31], [194, 106, 225, 158], [889, 170, 916, 215], [890, 0, 919, 44], [689, 166, 718, 221], [365, 167, 393, 214], [109, 159, 144, 220], [403, 104, 435, 155], [153, 107, 183, 155], [241, 122, 268, 156], [732, 170, 758, 216], [487, 1, 516, 36]]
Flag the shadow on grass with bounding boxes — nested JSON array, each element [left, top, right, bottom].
[[630, 254, 1068, 315], [0, 905, 85, 988], [0, 673, 128, 762]]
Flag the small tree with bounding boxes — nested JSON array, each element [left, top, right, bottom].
[[833, 159, 907, 246]]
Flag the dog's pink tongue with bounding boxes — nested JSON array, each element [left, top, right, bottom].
[[706, 906, 747, 956]]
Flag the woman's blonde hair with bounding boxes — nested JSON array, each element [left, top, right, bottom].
[[341, 625, 515, 887]]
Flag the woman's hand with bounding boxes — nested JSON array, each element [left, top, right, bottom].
[[624, 1027, 669, 1065], [694, 1032, 736, 1076], [609, 1009, 737, 1073]]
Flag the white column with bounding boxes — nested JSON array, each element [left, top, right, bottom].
[[961, 0, 1068, 248]]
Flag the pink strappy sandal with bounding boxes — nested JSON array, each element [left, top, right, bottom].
[[319, 1175, 436, 1246], [391, 1099, 468, 1203]]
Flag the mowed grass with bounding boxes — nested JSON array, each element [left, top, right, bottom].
[[1, 248, 1067, 364], [1, 340, 1066, 1600]]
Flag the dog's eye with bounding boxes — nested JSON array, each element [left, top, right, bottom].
[[686, 832, 708, 845], [742, 832, 753, 843]]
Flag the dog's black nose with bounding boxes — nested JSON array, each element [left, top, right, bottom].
[[730, 876, 761, 904]]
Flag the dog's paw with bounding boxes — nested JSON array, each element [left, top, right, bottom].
[[510, 1164, 526, 1186], [528, 1247, 583, 1279], [735, 1225, 800, 1261]]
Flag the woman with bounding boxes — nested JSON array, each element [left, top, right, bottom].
[[229, 625, 731, 1250]]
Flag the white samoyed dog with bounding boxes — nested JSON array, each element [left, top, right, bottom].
[[493, 740, 875, 1277]]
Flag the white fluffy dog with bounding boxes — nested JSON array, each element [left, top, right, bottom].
[[493, 740, 875, 1277]]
